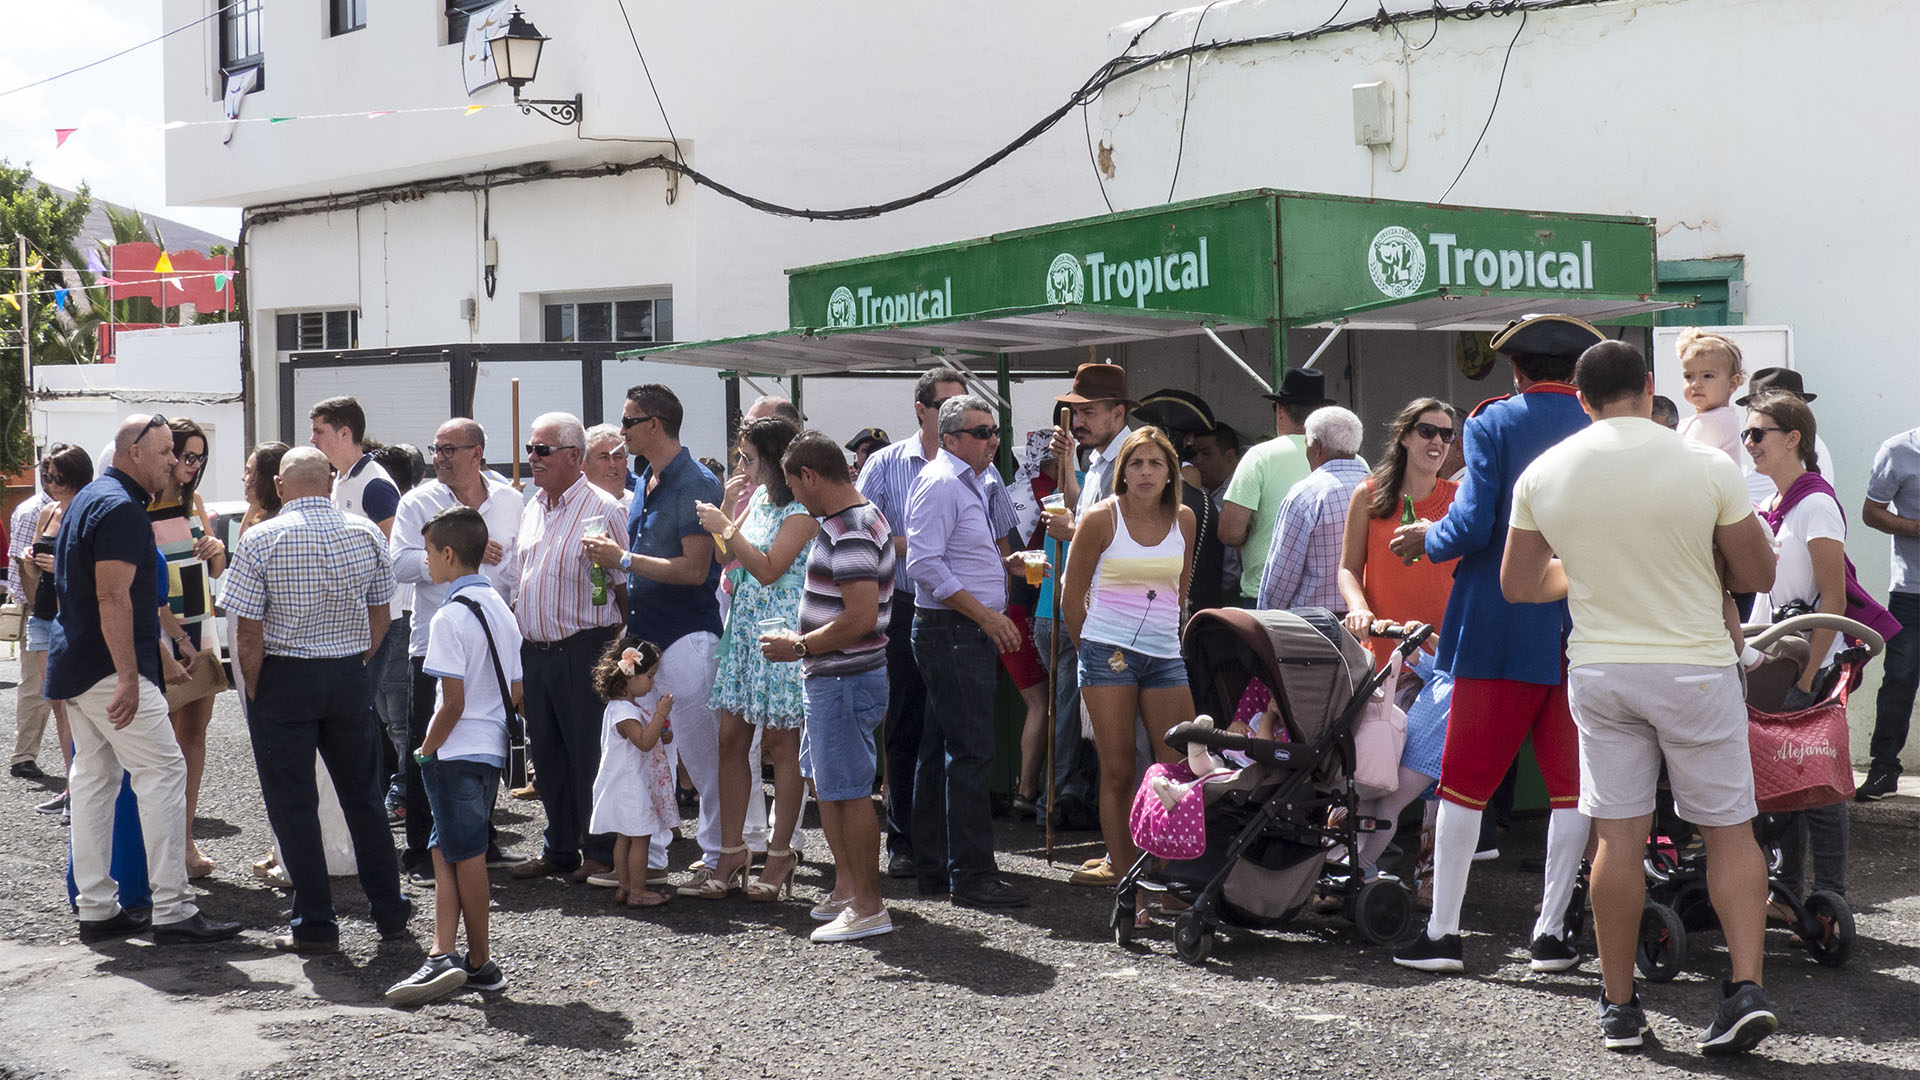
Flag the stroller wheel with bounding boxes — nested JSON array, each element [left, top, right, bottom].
[[1111, 895, 1137, 949], [1636, 902, 1687, 983], [1353, 878, 1414, 945], [1173, 911, 1214, 965], [1802, 891, 1854, 967]]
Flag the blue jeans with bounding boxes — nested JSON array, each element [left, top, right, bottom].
[[1774, 802, 1849, 901], [368, 614, 411, 802], [249, 656, 408, 943], [910, 610, 1001, 889], [1870, 591, 1918, 772]]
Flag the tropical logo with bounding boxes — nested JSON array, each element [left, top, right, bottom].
[[1045, 253, 1085, 305], [1367, 225, 1427, 299], [826, 286, 858, 328]]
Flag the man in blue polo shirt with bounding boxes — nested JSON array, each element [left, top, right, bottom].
[[49, 414, 240, 945], [585, 383, 744, 881]]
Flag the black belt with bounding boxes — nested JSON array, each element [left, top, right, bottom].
[[525, 626, 615, 652]]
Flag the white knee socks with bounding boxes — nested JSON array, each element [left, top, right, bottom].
[[1533, 807, 1590, 941], [1424, 799, 1481, 940], [1355, 768, 1433, 870]]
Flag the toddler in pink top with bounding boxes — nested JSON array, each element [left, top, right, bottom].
[[1675, 328, 1747, 466]]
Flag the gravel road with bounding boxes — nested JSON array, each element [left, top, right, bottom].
[[1, 659, 1915, 1080]]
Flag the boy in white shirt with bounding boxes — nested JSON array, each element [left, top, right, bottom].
[[386, 507, 524, 1006]]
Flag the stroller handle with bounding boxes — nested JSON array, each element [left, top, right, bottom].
[[1742, 614, 1885, 659], [1367, 620, 1434, 656]]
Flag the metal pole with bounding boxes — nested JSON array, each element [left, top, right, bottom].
[[18, 236, 30, 443]]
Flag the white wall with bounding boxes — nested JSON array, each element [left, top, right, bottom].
[[1095, 0, 1920, 765]]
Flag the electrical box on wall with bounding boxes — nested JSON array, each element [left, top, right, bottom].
[[1353, 81, 1393, 147]]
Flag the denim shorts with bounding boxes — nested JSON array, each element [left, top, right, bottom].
[[1077, 638, 1189, 690], [25, 615, 52, 653], [421, 757, 499, 863], [799, 667, 888, 802]]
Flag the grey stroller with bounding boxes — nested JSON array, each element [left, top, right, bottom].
[[1112, 606, 1430, 963]]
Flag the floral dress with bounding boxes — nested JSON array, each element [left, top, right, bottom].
[[709, 488, 809, 728]]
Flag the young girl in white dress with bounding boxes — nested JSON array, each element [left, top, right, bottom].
[[589, 638, 679, 908]]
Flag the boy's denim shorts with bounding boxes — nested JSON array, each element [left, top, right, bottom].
[[1077, 639, 1189, 691], [421, 757, 499, 863]]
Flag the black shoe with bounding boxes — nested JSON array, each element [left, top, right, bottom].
[[1856, 766, 1900, 801], [1698, 980, 1777, 1054], [950, 880, 1029, 908], [887, 853, 916, 879], [407, 867, 437, 889], [152, 912, 242, 945], [10, 760, 45, 779], [377, 898, 414, 940], [1529, 932, 1583, 973], [485, 847, 529, 869], [1600, 991, 1650, 1051], [463, 957, 508, 991], [77, 907, 152, 943], [916, 875, 949, 897], [387, 805, 406, 828], [1393, 933, 1464, 973]]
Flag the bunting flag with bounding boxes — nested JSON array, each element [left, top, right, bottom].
[[154, 251, 174, 274], [54, 128, 76, 148], [40, 101, 508, 140], [53, 286, 68, 309], [213, 272, 229, 291], [368, 110, 395, 119], [465, 105, 486, 116], [95, 276, 120, 286], [2, 294, 16, 310], [269, 117, 293, 124], [85, 249, 105, 274]]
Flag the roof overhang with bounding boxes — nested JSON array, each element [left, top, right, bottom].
[[1291, 288, 1695, 332], [621, 305, 1261, 376]]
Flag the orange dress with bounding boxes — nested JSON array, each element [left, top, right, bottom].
[[1358, 476, 1458, 666]]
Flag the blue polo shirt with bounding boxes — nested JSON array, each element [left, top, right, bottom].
[[46, 467, 163, 698], [627, 446, 724, 650]]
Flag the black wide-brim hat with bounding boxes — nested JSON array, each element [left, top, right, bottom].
[[1132, 388, 1217, 435], [1490, 313, 1605, 359], [1263, 366, 1332, 406], [1735, 366, 1817, 407]]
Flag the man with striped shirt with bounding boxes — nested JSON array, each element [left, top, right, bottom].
[[855, 368, 1018, 878], [761, 432, 896, 941], [508, 413, 624, 882]]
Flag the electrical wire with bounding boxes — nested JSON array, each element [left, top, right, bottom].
[[616, 0, 686, 168], [1081, 103, 1113, 213], [0, 1, 244, 102], [1165, 1, 1223, 203], [1437, 7, 1528, 203]]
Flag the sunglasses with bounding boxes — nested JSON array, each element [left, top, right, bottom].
[[620, 414, 656, 430], [179, 451, 207, 467], [1740, 426, 1785, 444], [950, 425, 1000, 441], [525, 443, 579, 458], [144, 413, 169, 432], [428, 443, 479, 457], [1412, 422, 1456, 443]]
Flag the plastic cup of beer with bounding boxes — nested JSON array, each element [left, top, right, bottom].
[[1018, 549, 1047, 586], [756, 617, 790, 638], [1041, 493, 1067, 520]]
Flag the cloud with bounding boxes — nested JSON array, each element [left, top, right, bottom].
[[0, 1, 239, 238]]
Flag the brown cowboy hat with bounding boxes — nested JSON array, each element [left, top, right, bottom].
[[1735, 366, 1817, 407], [1055, 362, 1135, 407]]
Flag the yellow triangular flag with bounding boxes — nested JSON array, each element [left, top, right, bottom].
[[154, 251, 174, 274], [465, 105, 486, 116], [2, 293, 17, 310]]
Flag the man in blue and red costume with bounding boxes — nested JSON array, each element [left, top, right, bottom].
[[1388, 314, 1603, 975]]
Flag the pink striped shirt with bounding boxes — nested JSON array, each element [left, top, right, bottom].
[[514, 474, 623, 642]]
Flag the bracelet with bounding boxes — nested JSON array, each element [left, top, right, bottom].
[[722, 524, 737, 542]]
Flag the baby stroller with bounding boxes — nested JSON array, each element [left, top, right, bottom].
[[1636, 613, 1883, 981], [1111, 607, 1431, 964]]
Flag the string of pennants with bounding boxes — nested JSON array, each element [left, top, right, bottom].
[[3, 248, 230, 310], [39, 102, 515, 148]]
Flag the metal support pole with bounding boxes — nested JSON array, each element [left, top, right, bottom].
[[18, 235, 30, 445]]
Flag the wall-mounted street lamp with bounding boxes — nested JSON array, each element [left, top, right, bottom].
[[487, 7, 582, 127]]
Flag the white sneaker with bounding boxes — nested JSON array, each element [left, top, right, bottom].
[[585, 872, 619, 888], [810, 907, 893, 943]]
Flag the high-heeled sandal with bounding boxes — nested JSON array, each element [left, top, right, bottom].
[[678, 844, 749, 899], [746, 847, 799, 902]]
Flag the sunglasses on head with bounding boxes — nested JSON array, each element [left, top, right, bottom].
[[525, 443, 579, 458], [950, 425, 1000, 441], [1740, 426, 1785, 444], [1412, 422, 1456, 443]]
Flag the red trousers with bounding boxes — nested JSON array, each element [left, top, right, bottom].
[[1437, 675, 1580, 810]]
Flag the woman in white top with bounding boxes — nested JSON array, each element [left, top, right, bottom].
[[1744, 389, 1850, 907], [1061, 426, 1196, 884]]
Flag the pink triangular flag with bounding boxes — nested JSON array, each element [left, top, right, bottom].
[[368, 110, 395, 119], [54, 128, 77, 148], [96, 276, 120, 286]]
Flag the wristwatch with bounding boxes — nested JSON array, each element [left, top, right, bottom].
[[793, 635, 808, 658], [721, 524, 737, 543], [619, 552, 633, 572]]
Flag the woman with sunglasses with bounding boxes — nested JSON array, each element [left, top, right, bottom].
[[149, 418, 228, 878], [1335, 398, 1463, 879]]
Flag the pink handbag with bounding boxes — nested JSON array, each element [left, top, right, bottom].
[[1130, 762, 1210, 861], [1748, 690, 1856, 813], [1351, 660, 1407, 800]]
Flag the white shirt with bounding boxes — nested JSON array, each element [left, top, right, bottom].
[[1762, 489, 1847, 668], [334, 453, 403, 614], [391, 475, 526, 658], [423, 576, 523, 764]]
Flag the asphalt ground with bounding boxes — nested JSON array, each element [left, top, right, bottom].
[[1, 658, 1916, 1080]]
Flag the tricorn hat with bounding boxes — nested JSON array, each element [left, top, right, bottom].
[[1735, 366, 1817, 407], [1055, 362, 1136, 407], [844, 427, 890, 453], [1132, 388, 1217, 435], [1263, 367, 1332, 406], [1490, 313, 1605, 359]]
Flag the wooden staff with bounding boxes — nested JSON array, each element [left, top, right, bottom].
[[1044, 403, 1070, 865], [510, 377, 522, 489]]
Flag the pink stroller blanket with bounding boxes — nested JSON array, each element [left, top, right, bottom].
[[1130, 761, 1229, 861]]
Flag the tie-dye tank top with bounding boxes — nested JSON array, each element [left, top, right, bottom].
[[1081, 504, 1185, 659]]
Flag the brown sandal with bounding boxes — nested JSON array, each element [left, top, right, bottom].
[[627, 888, 672, 908]]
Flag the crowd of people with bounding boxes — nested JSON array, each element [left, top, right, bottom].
[[3, 319, 1915, 1045]]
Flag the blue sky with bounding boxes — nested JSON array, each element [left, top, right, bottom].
[[0, 2, 241, 239]]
